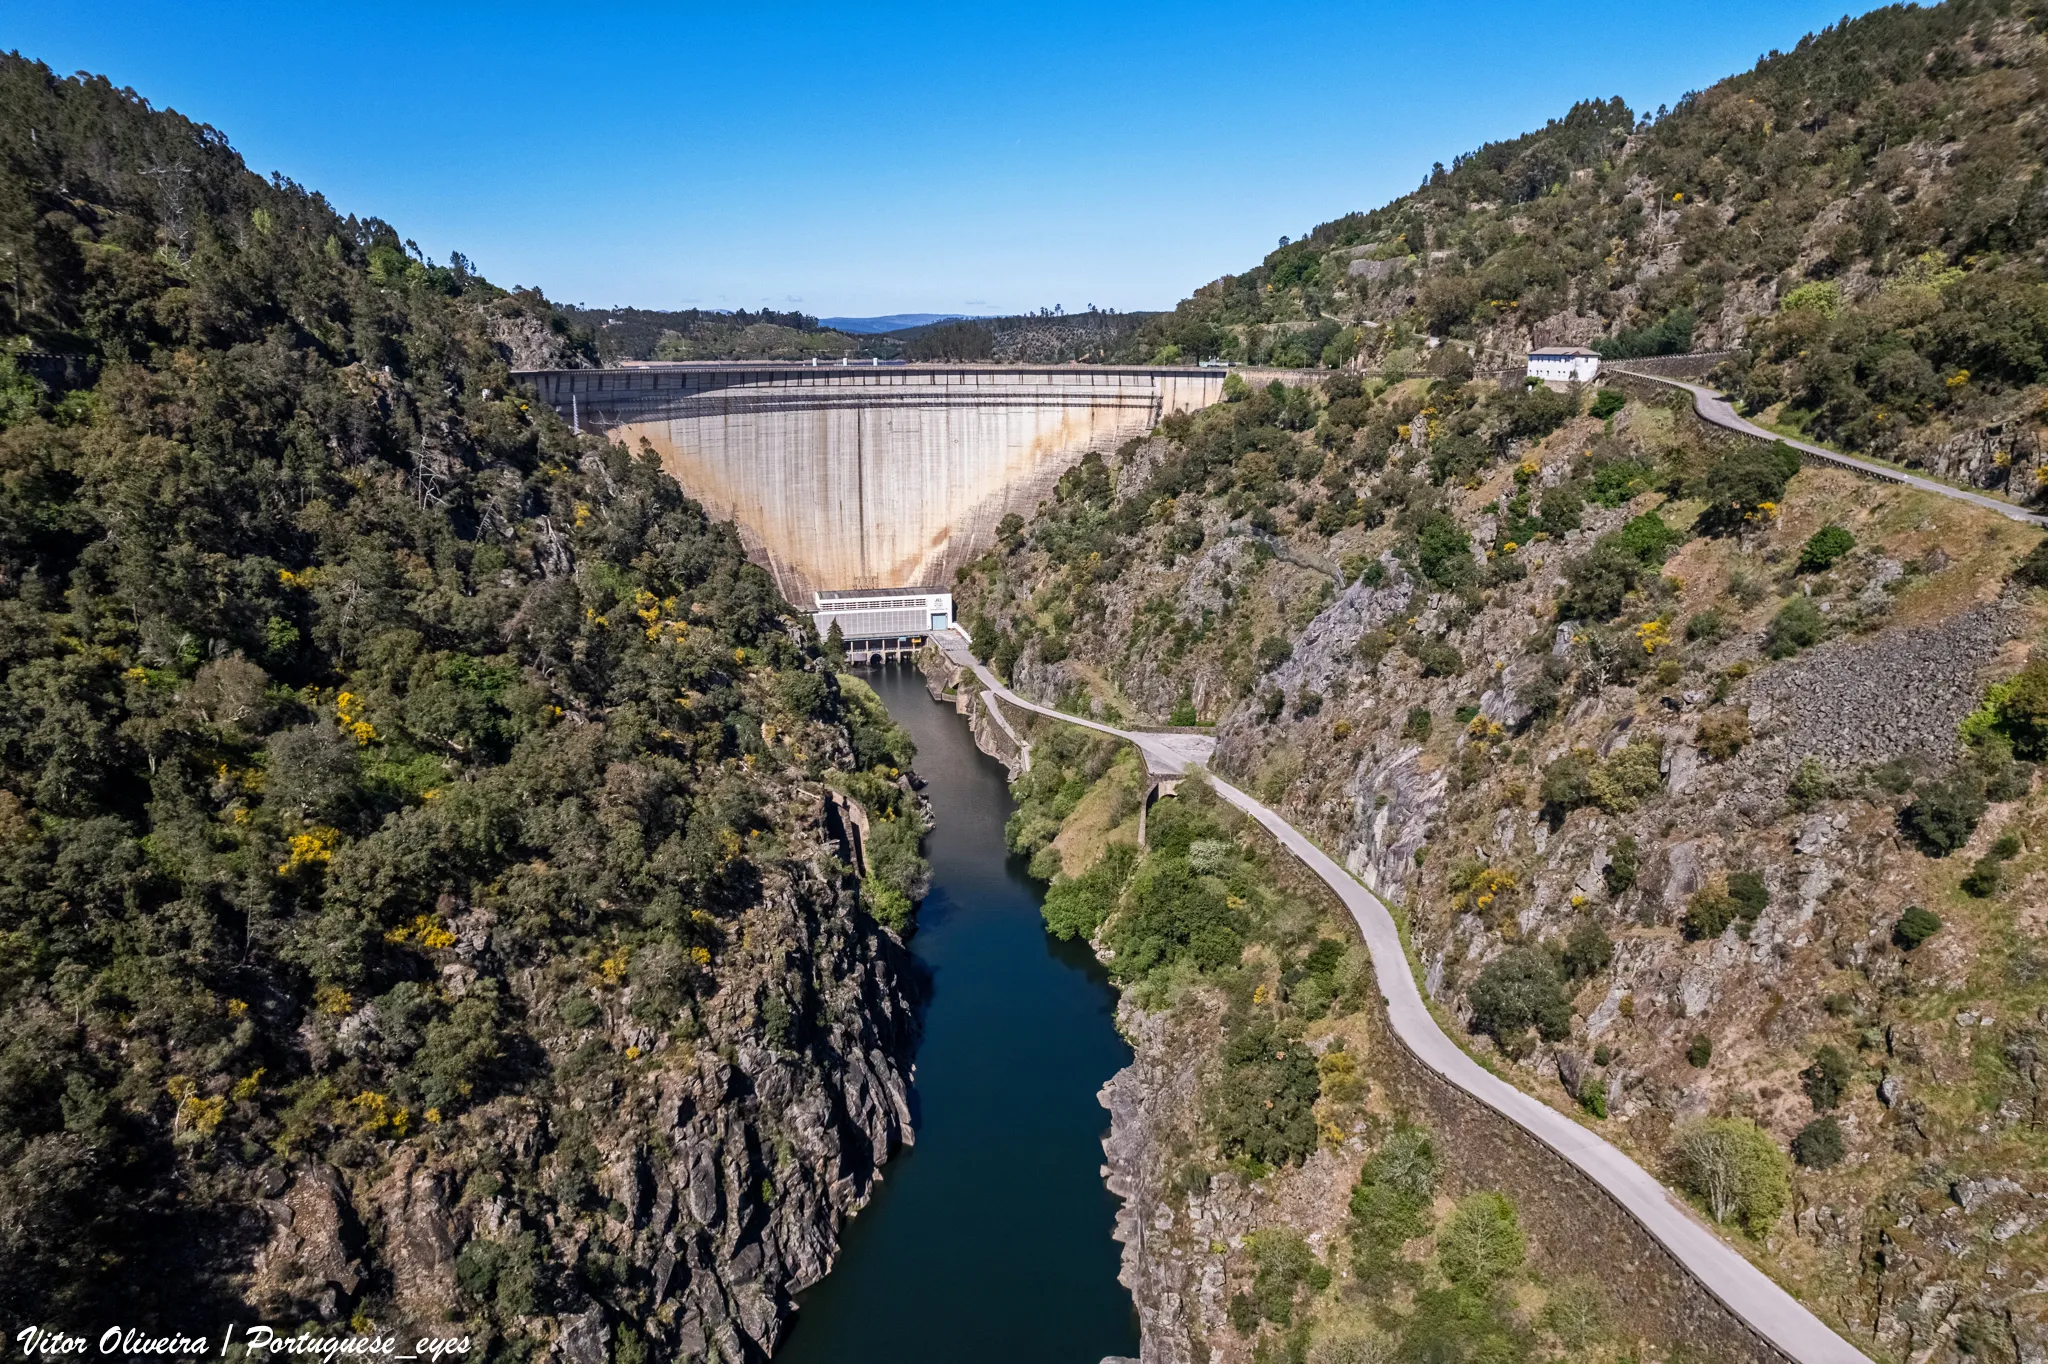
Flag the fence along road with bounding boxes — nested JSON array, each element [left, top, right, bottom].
[[932, 631, 1873, 1364], [1611, 368, 2048, 528]]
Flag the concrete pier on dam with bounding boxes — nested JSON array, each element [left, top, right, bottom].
[[514, 363, 1226, 603]]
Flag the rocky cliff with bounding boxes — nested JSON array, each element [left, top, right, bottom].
[[955, 366, 2048, 1359], [246, 824, 917, 1362]]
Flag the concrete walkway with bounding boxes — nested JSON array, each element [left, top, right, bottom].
[[934, 631, 1870, 1364], [1614, 368, 2047, 528]]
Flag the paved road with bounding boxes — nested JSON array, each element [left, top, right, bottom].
[[1614, 368, 2047, 528], [935, 632, 1870, 1364]]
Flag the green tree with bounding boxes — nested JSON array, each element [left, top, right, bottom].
[[1800, 1045, 1852, 1111], [1466, 948, 1571, 1049], [1893, 905, 1943, 950], [1696, 443, 1802, 537], [1436, 1191, 1525, 1288], [1764, 597, 1827, 657], [1678, 1118, 1790, 1235], [1348, 1124, 1437, 1285]]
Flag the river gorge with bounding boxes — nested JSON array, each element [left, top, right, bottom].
[[776, 666, 1140, 1363]]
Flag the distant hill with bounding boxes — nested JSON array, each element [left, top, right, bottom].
[[818, 313, 974, 334], [890, 309, 1162, 363], [560, 304, 870, 362]]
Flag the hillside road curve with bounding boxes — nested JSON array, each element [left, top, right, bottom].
[[934, 630, 1872, 1364], [1612, 368, 2047, 528]]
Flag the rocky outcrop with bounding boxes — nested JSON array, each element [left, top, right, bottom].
[[243, 822, 917, 1360]]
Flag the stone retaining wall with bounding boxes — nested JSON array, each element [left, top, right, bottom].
[[1370, 1022, 1796, 1363]]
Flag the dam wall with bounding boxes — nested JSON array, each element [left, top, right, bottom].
[[517, 364, 1225, 603]]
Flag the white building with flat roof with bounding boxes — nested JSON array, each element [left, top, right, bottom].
[[1527, 346, 1602, 384], [813, 588, 953, 661]]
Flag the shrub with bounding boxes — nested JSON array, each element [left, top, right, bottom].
[[1961, 853, 2004, 898], [1437, 1192, 1525, 1288], [1590, 457, 1656, 507], [1677, 1118, 1790, 1235], [1349, 1125, 1437, 1285], [1696, 442, 1802, 537], [1963, 659, 2048, 762], [1696, 707, 1750, 759], [1615, 512, 1682, 564], [1602, 835, 1640, 895], [1687, 1034, 1714, 1068], [1764, 597, 1827, 657], [1466, 947, 1571, 1048], [1587, 740, 1664, 813], [1539, 485, 1585, 534], [1557, 542, 1642, 620], [1211, 1018, 1321, 1168], [1800, 1045, 1852, 1111], [1893, 905, 1942, 950], [1041, 845, 1136, 942], [1540, 752, 1596, 817], [1725, 870, 1770, 921], [1558, 919, 1614, 980], [1414, 513, 1475, 588], [1243, 1227, 1330, 1327], [1901, 773, 1987, 855], [1414, 637, 1463, 678], [1684, 874, 1764, 941], [1787, 757, 1837, 809], [1791, 1116, 1846, 1170], [2015, 540, 2048, 589], [1589, 388, 1627, 420], [1798, 524, 1856, 573], [1403, 706, 1433, 743], [1686, 608, 1726, 642]]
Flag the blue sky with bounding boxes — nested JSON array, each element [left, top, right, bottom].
[[8, 1, 1883, 317]]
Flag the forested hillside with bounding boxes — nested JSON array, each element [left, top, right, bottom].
[[1141, 1, 2048, 497], [0, 56, 928, 1354]]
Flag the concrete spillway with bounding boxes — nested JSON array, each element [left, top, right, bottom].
[[516, 364, 1224, 602]]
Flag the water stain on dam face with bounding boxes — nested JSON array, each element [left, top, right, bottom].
[[517, 364, 1224, 602]]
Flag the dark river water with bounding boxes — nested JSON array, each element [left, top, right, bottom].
[[774, 664, 1139, 1364]]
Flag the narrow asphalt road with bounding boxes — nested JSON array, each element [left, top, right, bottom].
[[1614, 368, 2047, 528], [934, 632, 1872, 1364]]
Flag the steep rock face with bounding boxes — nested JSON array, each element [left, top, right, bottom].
[[1100, 1002, 1360, 1364], [955, 364, 2048, 1356], [247, 846, 916, 1358]]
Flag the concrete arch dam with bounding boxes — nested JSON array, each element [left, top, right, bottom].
[[516, 363, 1225, 602]]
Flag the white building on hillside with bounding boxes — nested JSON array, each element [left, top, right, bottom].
[[813, 587, 953, 662], [1527, 346, 1602, 384]]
